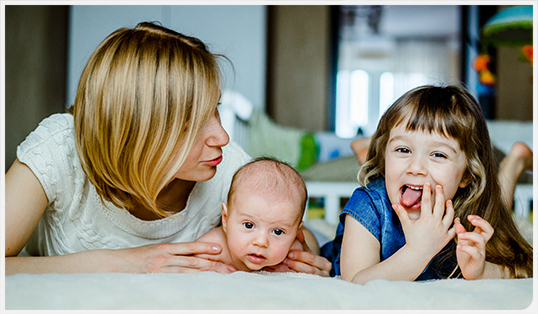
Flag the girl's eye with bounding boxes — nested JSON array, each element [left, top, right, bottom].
[[396, 147, 410, 154], [432, 152, 448, 159], [272, 229, 284, 236], [243, 222, 254, 229]]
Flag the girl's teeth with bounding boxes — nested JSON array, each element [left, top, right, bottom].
[[407, 185, 423, 190]]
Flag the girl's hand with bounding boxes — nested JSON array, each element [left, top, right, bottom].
[[454, 215, 494, 280], [393, 183, 456, 262], [116, 242, 237, 274], [281, 229, 332, 277]]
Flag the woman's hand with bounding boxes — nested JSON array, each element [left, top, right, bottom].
[[281, 229, 332, 277], [393, 183, 456, 262], [109, 242, 237, 274], [454, 215, 494, 280]]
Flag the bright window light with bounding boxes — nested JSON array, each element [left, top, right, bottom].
[[379, 71, 394, 116], [350, 69, 369, 128]]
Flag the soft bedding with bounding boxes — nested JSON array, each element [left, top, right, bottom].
[[4, 271, 534, 310]]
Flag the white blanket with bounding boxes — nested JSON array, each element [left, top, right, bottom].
[[4, 271, 534, 310]]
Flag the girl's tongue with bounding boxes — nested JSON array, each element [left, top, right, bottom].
[[400, 186, 422, 208]]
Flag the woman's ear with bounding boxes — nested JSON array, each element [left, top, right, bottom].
[[221, 202, 229, 233]]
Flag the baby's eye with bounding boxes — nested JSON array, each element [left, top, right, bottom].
[[272, 229, 284, 236], [243, 222, 254, 229]]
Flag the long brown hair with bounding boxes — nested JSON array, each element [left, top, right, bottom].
[[72, 22, 225, 217], [359, 85, 532, 278]]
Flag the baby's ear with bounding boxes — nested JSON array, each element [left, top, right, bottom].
[[221, 203, 229, 232]]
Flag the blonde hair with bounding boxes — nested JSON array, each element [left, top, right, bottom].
[[359, 85, 532, 278], [227, 157, 307, 225], [72, 22, 224, 217]]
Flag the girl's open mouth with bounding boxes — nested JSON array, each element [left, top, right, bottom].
[[400, 185, 423, 210]]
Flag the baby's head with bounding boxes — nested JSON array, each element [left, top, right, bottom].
[[222, 157, 307, 271], [359, 85, 498, 220]]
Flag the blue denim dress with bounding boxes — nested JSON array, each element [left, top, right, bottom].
[[320, 178, 459, 280]]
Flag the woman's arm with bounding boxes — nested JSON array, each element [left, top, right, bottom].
[[5, 159, 48, 258], [5, 160, 234, 275], [283, 226, 332, 277], [340, 214, 432, 283]]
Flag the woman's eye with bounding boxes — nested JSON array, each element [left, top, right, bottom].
[[243, 222, 254, 229], [272, 229, 284, 236]]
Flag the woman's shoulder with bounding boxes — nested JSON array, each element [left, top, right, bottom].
[[17, 113, 74, 156], [16, 113, 81, 204]]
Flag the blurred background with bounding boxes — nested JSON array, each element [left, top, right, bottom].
[[4, 4, 533, 171]]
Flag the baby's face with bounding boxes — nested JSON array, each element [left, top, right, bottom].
[[223, 192, 302, 271]]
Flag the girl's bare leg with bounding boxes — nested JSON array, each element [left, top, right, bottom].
[[498, 142, 533, 209], [351, 137, 372, 165]]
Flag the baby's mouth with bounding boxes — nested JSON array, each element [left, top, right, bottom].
[[247, 253, 267, 264], [400, 185, 423, 210]]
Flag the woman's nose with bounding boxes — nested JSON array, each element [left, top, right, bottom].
[[206, 116, 230, 147]]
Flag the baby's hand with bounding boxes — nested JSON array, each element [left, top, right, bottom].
[[454, 215, 494, 280], [393, 183, 455, 261]]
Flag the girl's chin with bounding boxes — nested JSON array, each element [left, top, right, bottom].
[[406, 210, 421, 221]]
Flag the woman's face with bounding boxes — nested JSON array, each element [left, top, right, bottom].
[[174, 107, 230, 182]]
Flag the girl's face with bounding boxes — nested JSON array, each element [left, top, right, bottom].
[[384, 123, 470, 220], [222, 192, 302, 271], [174, 107, 230, 182]]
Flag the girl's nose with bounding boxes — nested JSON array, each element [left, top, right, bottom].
[[407, 155, 427, 176]]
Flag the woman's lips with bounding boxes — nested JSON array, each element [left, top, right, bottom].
[[205, 155, 223, 166]]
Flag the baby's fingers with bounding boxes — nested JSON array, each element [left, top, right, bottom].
[[468, 215, 494, 241]]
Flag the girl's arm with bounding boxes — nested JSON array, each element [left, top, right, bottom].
[[340, 214, 434, 283], [341, 183, 456, 284], [5, 160, 234, 275]]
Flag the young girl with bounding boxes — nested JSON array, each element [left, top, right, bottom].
[[321, 85, 533, 283]]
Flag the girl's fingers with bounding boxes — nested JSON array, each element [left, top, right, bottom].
[[457, 232, 487, 251], [392, 203, 410, 225], [433, 185, 446, 219], [442, 199, 454, 226], [468, 215, 494, 241], [457, 243, 482, 259], [421, 182, 433, 216], [453, 217, 467, 235]]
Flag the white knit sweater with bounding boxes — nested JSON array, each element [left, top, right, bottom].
[[17, 113, 251, 256]]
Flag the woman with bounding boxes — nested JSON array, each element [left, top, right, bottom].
[[5, 22, 331, 276]]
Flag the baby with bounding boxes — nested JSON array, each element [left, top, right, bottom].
[[196, 157, 307, 272]]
